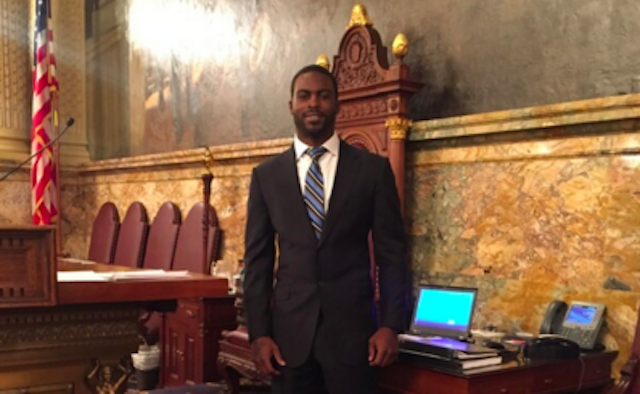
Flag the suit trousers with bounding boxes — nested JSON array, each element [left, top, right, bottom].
[[271, 313, 379, 394]]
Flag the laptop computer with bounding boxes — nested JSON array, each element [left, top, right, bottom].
[[399, 284, 495, 356]]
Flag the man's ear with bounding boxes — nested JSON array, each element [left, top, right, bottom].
[[288, 100, 293, 113]]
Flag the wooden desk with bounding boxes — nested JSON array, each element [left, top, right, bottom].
[[379, 351, 617, 394], [0, 259, 231, 394]]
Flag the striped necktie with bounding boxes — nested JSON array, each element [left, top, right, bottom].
[[303, 147, 327, 240]]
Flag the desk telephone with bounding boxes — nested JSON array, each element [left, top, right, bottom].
[[539, 300, 606, 350]]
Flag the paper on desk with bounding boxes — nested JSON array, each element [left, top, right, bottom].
[[57, 271, 110, 282], [108, 270, 190, 280], [57, 270, 191, 282]]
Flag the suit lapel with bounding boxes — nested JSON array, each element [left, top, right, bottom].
[[319, 141, 361, 247], [276, 147, 318, 243]]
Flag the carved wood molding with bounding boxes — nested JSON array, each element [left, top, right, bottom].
[[0, 308, 140, 350], [218, 342, 270, 384], [339, 128, 385, 155], [333, 26, 388, 91], [337, 98, 389, 121]]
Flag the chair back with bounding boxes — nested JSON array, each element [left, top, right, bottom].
[[113, 201, 149, 268], [142, 202, 182, 270], [87, 202, 120, 264], [172, 202, 221, 274], [627, 313, 640, 393]]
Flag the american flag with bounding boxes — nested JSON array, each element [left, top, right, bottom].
[[31, 0, 59, 225]]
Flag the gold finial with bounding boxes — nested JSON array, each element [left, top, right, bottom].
[[392, 33, 409, 61], [316, 54, 330, 70], [348, 3, 373, 28], [202, 146, 214, 175]]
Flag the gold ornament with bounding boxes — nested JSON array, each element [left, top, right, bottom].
[[202, 146, 215, 175], [348, 3, 373, 28], [316, 54, 330, 70], [392, 33, 409, 61], [385, 117, 412, 140]]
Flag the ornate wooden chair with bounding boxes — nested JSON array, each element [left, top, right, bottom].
[[141, 202, 183, 346], [216, 4, 422, 393], [87, 201, 120, 264], [112, 201, 149, 268]]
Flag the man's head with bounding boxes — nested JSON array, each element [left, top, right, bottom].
[[289, 65, 339, 146]]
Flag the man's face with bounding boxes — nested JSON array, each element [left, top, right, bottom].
[[289, 71, 339, 144]]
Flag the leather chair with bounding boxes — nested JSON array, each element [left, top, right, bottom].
[[87, 202, 120, 264], [172, 202, 221, 274], [142, 202, 182, 271], [112, 201, 149, 268], [141, 202, 182, 346]]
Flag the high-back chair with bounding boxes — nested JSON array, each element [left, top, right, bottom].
[[142, 202, 182, 270], [112, 201, 149, 268], [172, 202, 221, 274], [87, 202, 120, 264]]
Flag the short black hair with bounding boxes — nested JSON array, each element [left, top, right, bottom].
[[290, 64, 339, 99]]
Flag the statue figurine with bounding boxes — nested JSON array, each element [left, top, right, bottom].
[[86, 360, 131, 394]]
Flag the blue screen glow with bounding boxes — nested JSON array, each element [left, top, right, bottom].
[[565, 305, 596, 325], [413, 288, 475, 334]]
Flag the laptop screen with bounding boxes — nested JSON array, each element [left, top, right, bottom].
[[409, 285, 477, 339]]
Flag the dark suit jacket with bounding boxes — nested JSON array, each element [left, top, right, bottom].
[[243, 139, 407, 367]]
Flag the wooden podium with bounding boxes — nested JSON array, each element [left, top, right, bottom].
[[0, 226, 57, 308], [0, 226, 230, 394]]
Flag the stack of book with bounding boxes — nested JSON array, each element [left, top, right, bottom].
[[398, 335, 502, 371]]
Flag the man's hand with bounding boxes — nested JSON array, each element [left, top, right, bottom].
[[368, 327, 398, 367], [250, 336, 286, 376]]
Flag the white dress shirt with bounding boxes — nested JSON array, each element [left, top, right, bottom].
[[293, 132, 340, 213]]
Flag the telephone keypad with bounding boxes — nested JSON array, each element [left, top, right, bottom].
[[558, 327, 597, 349]]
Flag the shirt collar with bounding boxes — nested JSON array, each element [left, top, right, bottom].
[[294, 132, 340, 160]]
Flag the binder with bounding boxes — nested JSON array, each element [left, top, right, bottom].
[[399, 348, 503, 370], [399, 334, 498, 359]]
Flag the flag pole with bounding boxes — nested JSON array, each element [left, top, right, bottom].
[[53, 105, 62, 257], [47, 0, 62, 257]]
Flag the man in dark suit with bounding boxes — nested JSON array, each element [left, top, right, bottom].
[[243, 64, 407, 394]]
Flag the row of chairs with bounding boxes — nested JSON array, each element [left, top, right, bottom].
[[87, 201, 221, 274]]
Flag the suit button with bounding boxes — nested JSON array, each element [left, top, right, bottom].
[[318, 281, 324, 287]]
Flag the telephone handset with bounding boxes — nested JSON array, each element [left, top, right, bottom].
[[540, 300, 568, 335], [539, 300, 606, 350]]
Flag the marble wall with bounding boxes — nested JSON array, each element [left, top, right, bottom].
[[406, 94, 640, 374], [0, 165, 31, 225]]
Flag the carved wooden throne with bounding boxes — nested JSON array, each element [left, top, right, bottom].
[[332, 8, 423, 209], [216, 5, 422, 393]]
